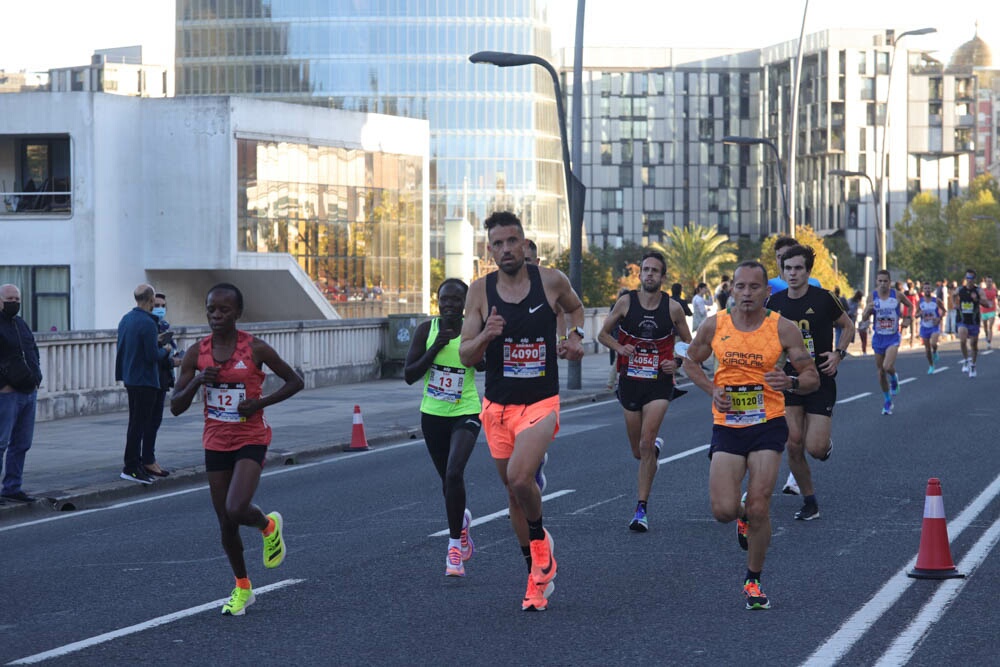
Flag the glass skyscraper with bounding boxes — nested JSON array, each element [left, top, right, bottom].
[[176, 0, 568, 263]]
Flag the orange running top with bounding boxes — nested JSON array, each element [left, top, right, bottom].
[[711, 309, 786, 427]]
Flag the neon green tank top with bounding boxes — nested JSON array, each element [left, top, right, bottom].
[[420, 318, 482, 417]]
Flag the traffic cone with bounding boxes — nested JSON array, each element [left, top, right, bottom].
[[346, 404, 370, 451], [907, 478, 965, 579]]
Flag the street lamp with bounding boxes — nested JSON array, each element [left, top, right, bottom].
[[876, 27, 936, 267], [470, 50, 587, 389], [722, 135, 791, 235], [830, 168, 881, 272]]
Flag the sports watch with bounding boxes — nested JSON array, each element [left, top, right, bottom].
[[567, 326, 585, 340]]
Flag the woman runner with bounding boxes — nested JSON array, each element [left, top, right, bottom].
[[404, 279, 484, 577], [171, 283, 303, 615]]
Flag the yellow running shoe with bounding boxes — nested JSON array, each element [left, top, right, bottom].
[[221, 586, 255, 616], [263, 511, 286, 569]]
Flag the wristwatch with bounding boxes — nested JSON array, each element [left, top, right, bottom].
[[789, 376, 799, 392], [836, 349, 847, 360], [567, 326, 585, 340]]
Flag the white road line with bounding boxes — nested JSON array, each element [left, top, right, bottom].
[[7, 579, 305, 665], [836, 392, 871, 404], [802, 471, 1000, 667], [571, 494, 626, 514], [899, 377, 917, 386], [933, 366, 949, 374], [660, 444, 710, 464], [874, 513, 1000, 667], [429, 489, 576, 537]]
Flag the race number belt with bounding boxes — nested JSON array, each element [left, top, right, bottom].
[[724, 384, 766, 426], [205, 382, 247, 423], [427, 363, 465, 403], [626, 349, 660, 380], [503, 340, 546, 378]]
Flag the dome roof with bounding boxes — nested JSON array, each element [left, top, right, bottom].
[[950, 24, 993, 68]]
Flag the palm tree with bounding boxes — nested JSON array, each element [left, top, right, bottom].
[[650, 224, 737, 296]]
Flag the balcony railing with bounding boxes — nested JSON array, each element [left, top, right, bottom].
[[2, 189, 72, 213]]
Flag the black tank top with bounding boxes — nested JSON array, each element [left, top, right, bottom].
[[616, 290, 676, 383], [957, 285, 981, 325], [484, 263, 559, 404]]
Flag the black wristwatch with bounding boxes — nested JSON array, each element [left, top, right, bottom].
[[788, 376, 799, 392], [836, 349, 847, 360]]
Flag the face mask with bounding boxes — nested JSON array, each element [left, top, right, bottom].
[[2, 302, 19, 318], [152, 307, 167, 318]]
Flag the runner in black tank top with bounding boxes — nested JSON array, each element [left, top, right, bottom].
[[459, 211, 585, 612]]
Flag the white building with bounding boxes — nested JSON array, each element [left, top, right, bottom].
[[48, 46, 171, 98], [0, 93, 430, 330]]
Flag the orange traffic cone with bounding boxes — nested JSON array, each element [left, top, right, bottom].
[[907, 478, 965, 579], [346, 404, 370, 451]]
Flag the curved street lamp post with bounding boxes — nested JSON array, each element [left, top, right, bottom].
[[722, 135, 791, 235]]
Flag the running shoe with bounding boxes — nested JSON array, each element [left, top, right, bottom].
[[629, 504, 649, 532], [933, 350, 940, 363], [521, 574, 555, 611], [529, 529, 557, 585], [262, 511, 286, 569], [969, 364, 977, 378], [781, 472, 800, 495], [961, 359, 969, 373], [460, 508, 474, 561], [927, 365, 935, 375], [794, 503, 820, 521], [889, 373, 899, 395], [736, 492, 749, 551], [654, 436, 663, 458], [882, 399, 893, 416], [534, 453, 548, 493], [221, 586, 255, 616], [743, 579, 770, 610], [120, 466, 154, 485], [817, 439, 833, 462], [445, 546, 465, 577]]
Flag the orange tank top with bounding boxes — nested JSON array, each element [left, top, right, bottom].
[[711, 309, 786, 427], [197, 330, 271, 451]]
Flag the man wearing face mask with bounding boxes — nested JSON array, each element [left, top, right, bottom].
[[146, 292, 181, 477], [0, 283, 43, 503], [116, 284, 171, 484]]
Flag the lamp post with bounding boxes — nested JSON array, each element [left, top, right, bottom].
[[876, 27, 936, 268], [470, 50, 587, 389], [831, 168, 880, 291], [722, 135, 791, 235]]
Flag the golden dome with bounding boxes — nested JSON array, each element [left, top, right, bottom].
[[949, 23, 993, 68]]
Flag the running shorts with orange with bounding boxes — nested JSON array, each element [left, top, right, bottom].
[[709, 417, 787, 459], [480, 395, 560, 459]]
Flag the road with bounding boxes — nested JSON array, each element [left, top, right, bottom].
[[3, 346, 999, 666]]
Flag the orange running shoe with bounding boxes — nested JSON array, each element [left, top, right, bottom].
[[529, 529, 557, 585], [445, 546, 465, 577], [744, 579, 770, 610], [736, 492, 749, 551], [521, 573, 555, 611], [460, 508, 474, 561]]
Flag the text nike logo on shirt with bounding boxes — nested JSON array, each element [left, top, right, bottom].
[[529, 304, 544, 313]]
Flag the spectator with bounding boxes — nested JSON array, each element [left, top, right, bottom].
[[670, 283, 693, 318], [852, 290, 869, 355], [115, 284, 171, 485], [0, 283, 43, 503], [833, 286, 849, 348], [691, 282, 710, 331], [145, 292, 182, 478], [715, 276, 731, 310]]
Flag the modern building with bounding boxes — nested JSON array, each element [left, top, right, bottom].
[[0, 93, 429, 330], [560, 29, 979, 272], [48, 46, 171, 97], [174, 0, 569, 273]]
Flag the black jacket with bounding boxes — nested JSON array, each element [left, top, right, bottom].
[[0, 314, 42, 393]]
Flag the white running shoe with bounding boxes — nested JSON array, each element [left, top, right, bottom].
[[969, 364, 977, 378], [782, 472, 800, 495]]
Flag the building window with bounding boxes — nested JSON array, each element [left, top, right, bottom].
[[643, 213, 664, 241], [859, 128, 867, 151], [861, 77, 875, 100], [876, 51, 889, 75], [0, 265, 70, 331], [1, 135, 72, 214]]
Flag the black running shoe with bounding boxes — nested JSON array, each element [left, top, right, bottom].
[[120, 467, 154, 485], [794, 503, 819, 521]]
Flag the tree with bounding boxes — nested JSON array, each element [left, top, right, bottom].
[[553, 250, 619, 307], [950, 189, 1000, 279], [648, 224, 737, 295], [760, 226, 850, 293], [890, 192, 949, 280]]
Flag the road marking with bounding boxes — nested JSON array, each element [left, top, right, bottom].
[[933, 366, 949, 374], [429, 490, 575, 537], [802, 471, 1000, 667], [836, 392, 871, 404], [874, 512, 1000, 666], [660, 444, 710, 463], [899, 377, 917, 386], [7, 579, 305, 665], [571, 494, 626, 514]]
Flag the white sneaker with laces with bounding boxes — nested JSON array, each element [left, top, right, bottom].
[[782, 472, 800, 495], [969, 364, 977, 378]]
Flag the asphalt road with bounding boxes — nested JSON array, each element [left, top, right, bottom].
[[3, 346, 999, 666]]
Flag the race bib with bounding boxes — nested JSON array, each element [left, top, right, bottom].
[[802, 330, 815, 358], [427, 364, 465, 403], [876, 316, 896, 335], [205, 383, 247, 423], [961, 302, 975, 314], [626, 349, 660, 380], [503, 340, 546, 378], [922, 312, 937, 326], [724, 384, 766, 426]]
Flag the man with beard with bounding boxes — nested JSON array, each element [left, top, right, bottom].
[[954, 269, 987, 377], [598, 251, 692, 532], [460, 211, 585, 612]]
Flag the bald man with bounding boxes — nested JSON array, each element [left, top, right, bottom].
[[115, 284, 171, 484]]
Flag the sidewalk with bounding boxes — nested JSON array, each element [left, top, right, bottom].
[[1, 352, 619, 516]]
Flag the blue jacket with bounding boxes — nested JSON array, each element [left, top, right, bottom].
[[115, 307, 167, 388]]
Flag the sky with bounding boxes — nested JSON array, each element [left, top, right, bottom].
[[0, 0, 994, 74]]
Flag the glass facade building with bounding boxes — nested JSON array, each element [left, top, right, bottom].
[[237, 138, 424, 318], [177, 0, 568, 267]]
